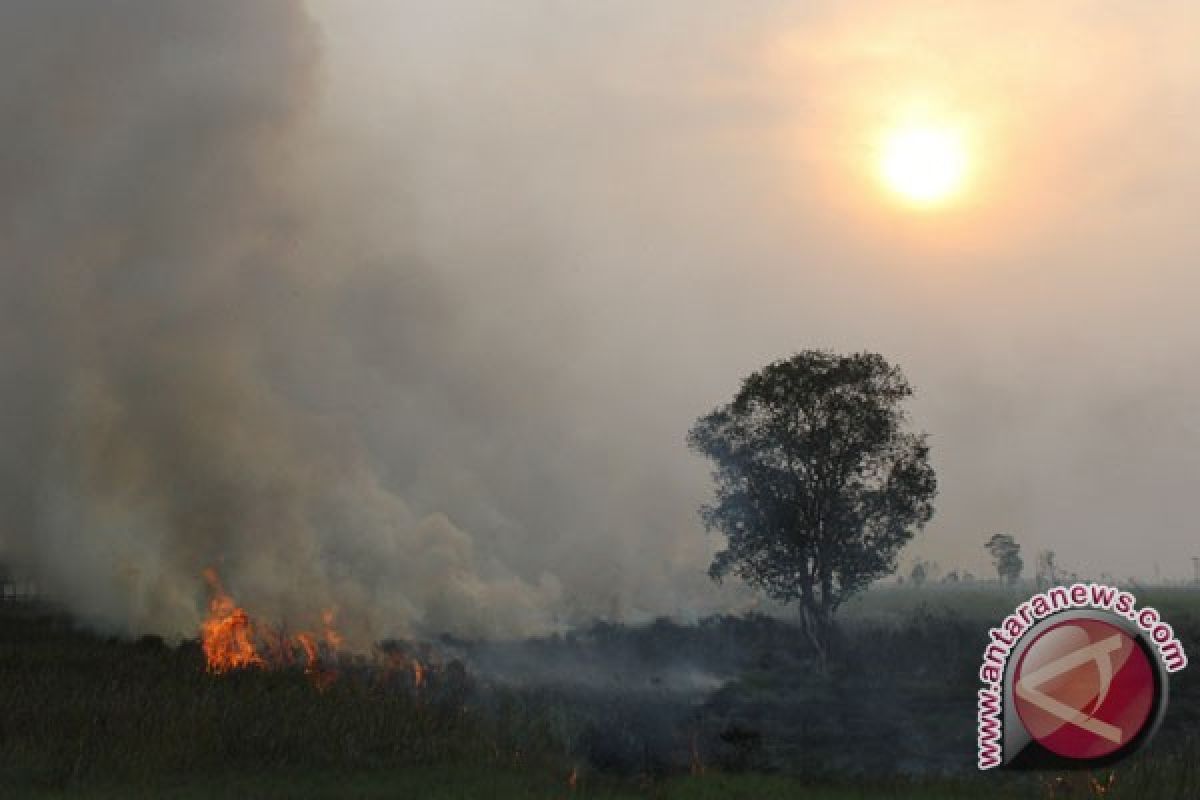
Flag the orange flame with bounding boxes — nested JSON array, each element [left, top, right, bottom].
[[377, 648, 428, 691], [322, 608, 344, 651], [200, 568, 342, 689], [296, 632, 318, 666], [201, 568, 264, 672], [201, 569, 441, 695]]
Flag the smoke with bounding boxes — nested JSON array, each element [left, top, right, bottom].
[[3, 1, 1199, 645], [0, 1, 584, 643], [305, 0, 1200, 584]]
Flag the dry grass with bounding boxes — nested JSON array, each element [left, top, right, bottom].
[[0, 591, 1196, 798]]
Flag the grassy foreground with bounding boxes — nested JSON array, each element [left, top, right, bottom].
[[0, 592, 1197, 799], [6, 765, 1045, 800], [21, 765, 1197, 800]]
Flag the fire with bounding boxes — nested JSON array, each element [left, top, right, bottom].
[[294, 630, 338, 691], [322, 608, 344, 651], [200, 569, 440, 695], [199, 568, 342, 689], [201, 568, 264, 672], [295, 632, 318, 665], [378, 647, 428, 691]]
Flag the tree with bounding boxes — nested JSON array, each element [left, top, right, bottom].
[[1035, 549, 1058, 588], [688, 350, 937, 662], [910, 561, 928, 587], [985, 534, 1023, 585]]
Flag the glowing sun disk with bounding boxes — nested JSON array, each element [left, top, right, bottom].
[[879, 125, 968, 207]]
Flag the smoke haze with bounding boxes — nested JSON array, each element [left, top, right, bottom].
[[2, 1, 1199, 642]]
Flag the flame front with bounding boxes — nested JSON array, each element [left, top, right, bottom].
[[201, 567, 265, 672], [200, 568, 342, 688], [322, 608, 343, 651], [200, 569, 438, 695], [378, 648, 427, 691]]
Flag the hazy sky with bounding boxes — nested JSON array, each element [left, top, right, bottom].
[[307, 1, 1200, 581], [3, 1, 1198, 642]]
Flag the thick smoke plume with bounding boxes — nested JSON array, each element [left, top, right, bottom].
[[0, 1, 595, 643]]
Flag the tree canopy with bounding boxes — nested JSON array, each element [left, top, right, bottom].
[[688, 351, 937, 655], [985, 533, 1023, 585]]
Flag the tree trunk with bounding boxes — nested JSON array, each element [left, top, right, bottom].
[[798, 600, 834, 672]]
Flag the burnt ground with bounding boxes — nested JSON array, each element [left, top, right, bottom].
[[0, 586, 1197, 797], [452, 589, 1200, 778]]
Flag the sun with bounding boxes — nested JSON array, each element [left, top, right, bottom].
[[878, 124, 968, 207]]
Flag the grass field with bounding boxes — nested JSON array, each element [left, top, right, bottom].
[[1, 769, 1055, 800], [0, 586, 1196, 798]]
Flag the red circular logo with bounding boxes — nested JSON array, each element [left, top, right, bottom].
[[1013, 618, 1155, 760]]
